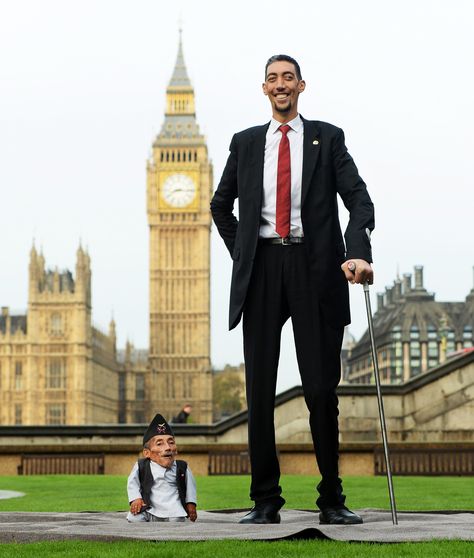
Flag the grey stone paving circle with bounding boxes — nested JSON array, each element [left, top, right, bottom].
[[0, 490, 25, 500], [0, 509, 473, 543]]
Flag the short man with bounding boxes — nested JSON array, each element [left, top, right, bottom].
[[211, 55, 374, 525], [127, 413, 197, 522]]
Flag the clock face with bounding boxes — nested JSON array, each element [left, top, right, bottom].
[[162, 174, 196, 208]]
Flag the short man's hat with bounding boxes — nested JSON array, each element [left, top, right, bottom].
[[143, 413, 174, 445]]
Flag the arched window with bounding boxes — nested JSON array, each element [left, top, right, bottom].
[[446, 329, 456, 354], [46, 404, 66, 425], [15, 361, 22, 390], [427, 325, 439, 368], [135, 374, 145, 401], [46, 358, 66, 389], [463, 326, 473, 348], [51, 313, 62, 335], [15, 404, 22, 425], [390, 326, 403, 382], [118, 372, 126, 401], [391, 325, 402, 340], [410, 325, 421, 376]]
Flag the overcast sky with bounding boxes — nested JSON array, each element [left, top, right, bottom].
[[1, 1, 473, 393]]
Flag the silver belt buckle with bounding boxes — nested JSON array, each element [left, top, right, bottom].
[[281, 236, 292, 245]]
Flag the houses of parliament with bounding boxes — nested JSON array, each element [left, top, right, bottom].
[[0, 36, 213, 425]]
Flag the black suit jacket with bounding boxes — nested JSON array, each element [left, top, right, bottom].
[[210, 117, 375, 330]]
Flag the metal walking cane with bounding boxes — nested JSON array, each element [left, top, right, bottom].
[[348, 262, 398, 525]]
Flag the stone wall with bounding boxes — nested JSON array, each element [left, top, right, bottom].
[[0, 352, 472, 476]]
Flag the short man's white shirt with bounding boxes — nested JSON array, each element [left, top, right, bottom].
[[127, 460, 197, 519], [260, 113, 304, 238]]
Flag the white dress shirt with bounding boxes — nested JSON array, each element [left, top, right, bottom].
[[260, 113, 304, 238], [126, 460, 197, 520]]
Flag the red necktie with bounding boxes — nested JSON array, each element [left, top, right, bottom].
[[276, 125, 291, 238]]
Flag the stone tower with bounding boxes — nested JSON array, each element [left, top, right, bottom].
[[146, 33, 213, 423], [0, 245, 119, 425], [26, 244, 93, 424]]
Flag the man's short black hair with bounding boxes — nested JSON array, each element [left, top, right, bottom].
[[265, 55, 302, 80]]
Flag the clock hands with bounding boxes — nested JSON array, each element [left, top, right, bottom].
[[162, 173, 196, 207]]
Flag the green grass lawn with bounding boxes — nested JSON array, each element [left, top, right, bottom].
[[0, 474, 472, 512], [0, 475, 472, 556], [0, 540, 472, 558]]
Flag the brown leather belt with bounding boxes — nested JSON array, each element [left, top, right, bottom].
[[258, 237, 305, 246]]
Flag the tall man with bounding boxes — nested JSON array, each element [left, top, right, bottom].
[[211, 55, 374, 525]]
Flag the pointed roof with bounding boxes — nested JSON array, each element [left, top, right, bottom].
[[467, 267, 474, 302], [30, 241, 37, 260], [168, 31, 192, 89], [154, 31, 202, 143]]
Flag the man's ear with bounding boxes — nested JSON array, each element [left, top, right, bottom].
[[262, 82, 268, 96], [298, 80, 306, 93], [143, 448, 150, 458]]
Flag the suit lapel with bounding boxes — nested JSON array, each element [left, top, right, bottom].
[[301, 118, 321, 207], [248, 123, 269, 202]]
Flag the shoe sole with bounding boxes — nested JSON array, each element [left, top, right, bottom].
[[319, 519, 363, 525], [239, 513, 281, 525]]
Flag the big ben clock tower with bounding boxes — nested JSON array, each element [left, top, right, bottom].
[[147, 33, 213, 423]]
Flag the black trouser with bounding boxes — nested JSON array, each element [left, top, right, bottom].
[[242, 243, 345, 510]]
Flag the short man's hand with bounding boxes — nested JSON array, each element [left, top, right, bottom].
[[186, 502, 197, 522], [130, 498, 145, 515], [341, 259, 373, 285]]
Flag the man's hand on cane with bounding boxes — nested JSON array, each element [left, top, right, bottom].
[[341, 259, 373, 285]]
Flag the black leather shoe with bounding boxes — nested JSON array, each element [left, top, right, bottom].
[[239, 503, 281, 524], [319, 506, 363, 525]]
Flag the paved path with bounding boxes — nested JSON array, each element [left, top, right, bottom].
[[0, 509, 473, 543], [0, 491, 24, 500]]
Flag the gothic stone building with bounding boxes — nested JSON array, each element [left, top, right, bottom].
[[347, 265, 474, 384], [0, 246, 119, 425]]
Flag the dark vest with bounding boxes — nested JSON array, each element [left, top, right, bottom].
[[137, 458, 188, 512]]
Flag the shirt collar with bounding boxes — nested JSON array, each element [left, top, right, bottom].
[[150, 459, 176, 479], [269, 113, 303, 135]]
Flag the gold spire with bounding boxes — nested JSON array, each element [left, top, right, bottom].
[[166, 31, 195, 116]]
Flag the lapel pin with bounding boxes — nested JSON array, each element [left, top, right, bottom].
[[313, 139, 319, 145]]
